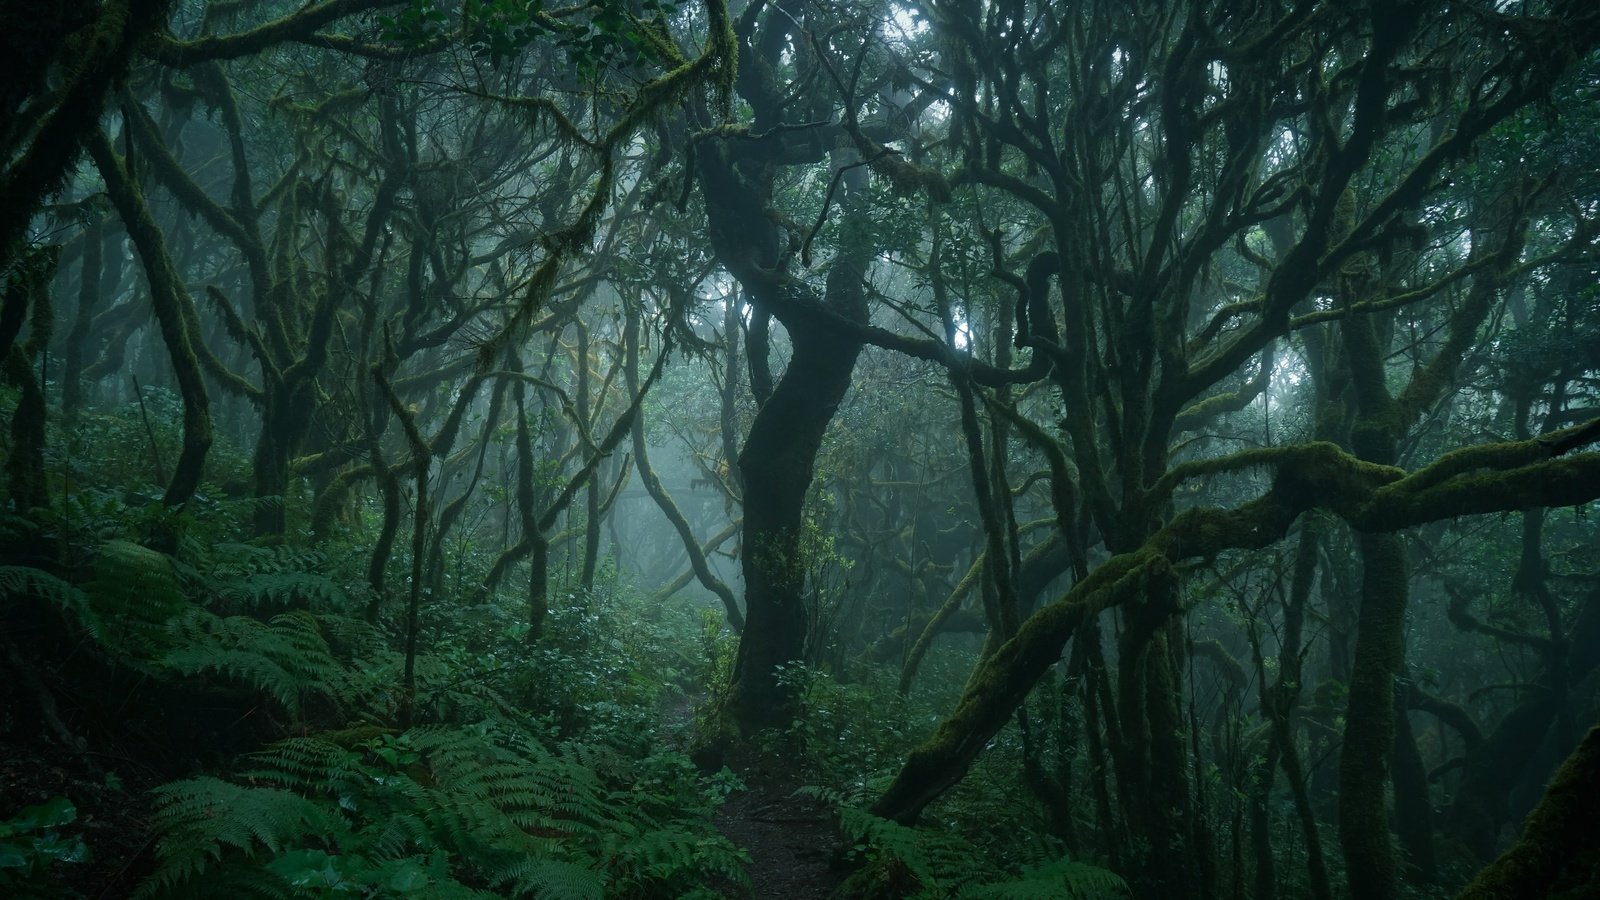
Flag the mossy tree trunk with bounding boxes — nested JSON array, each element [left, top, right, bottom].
[[626, 301, 745, 631], [691, 0, 882, 736], [2, 247, 57, 510], [1457, 725, 1600, 900], [87, 129, 213, 509]]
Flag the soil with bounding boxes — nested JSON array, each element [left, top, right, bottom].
[[712, 748, 846, 899], [4, 691, 849, 898], [0, 739, 157, 899]]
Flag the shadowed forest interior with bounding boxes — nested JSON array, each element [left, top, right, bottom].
[[4, 0, 1600, 897]]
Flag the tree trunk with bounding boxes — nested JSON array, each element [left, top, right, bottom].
[[87, 129, 212, 509], [723, 308, 863, 732], [1337, 530, 1407, 900]]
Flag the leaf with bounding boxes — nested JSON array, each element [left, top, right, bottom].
[[265, 848, 344, 888], [13, 797, 77, 831], [384, 859, 431, 891], [0, 843, 30, 869]]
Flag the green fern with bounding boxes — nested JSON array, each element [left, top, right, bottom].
[[135, 777, 347, 899], [806, 789, 1123, 900], [0, 564, 102, 642], [836, 804, 989, 896], [86, 539, 189, 655], [206, 542, 326, 581], [138, 722, 744, 900], [222, 571, 351, 614], [490, 858, 605, 900], [163, 610, 350, 718], [600, 824, 748, 892], [957, 857, 1131, 899]]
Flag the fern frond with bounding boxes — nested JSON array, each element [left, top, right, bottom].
[[0, 564, 102, 641], [221, 571, 350, 614], [162, 610, 349, 717], [241, 738, 372, 799], [407, 726, 611, 829], [207, 542, 324, 580], [316, 613, 388, 658], [958, 857, 1132, 900], [605, 826, 748, 887], [365, 811, 434, 861], [137, 777, 346, 899], [492, 857, 606, 900], [87, 540, 188, 653]]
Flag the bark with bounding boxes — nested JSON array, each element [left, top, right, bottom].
[[1249, 738, 1280, 900], [576, 321, 602, 589], [698, 135, 875, 731], [1337, 529, 1407, 900], [3, 250, 54, 510], [374, 365, 429, 727], [723, 303, 864, 731], [870, 425, 1600, 825], [363, 422, 401, 621], [1457, 725, 1600, 900], [87, 129, 212, 508], [62, 218, 103, 418], [625, 302, 744, 630], [514, 381, 553, 638], [953, 376, 1019, 639], [1392, 683, 1435, 882], [0, 0, 171, 270]]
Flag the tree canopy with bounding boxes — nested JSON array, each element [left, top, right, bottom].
[[3, 0, 1600, 897]]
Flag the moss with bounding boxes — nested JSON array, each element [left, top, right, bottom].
[[898, 552, 983, 695], [87, 128, 214, 509], [1359, 455, 1600, 531], [1459, 726, 1600, 899], [872, 551, 1168, 823], [0, 0, 164, 269], [1337, 532, 1408, 900], [152, 0, 389, 67]]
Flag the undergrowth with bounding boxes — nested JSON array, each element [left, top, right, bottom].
[[0, 486, 750, 899]]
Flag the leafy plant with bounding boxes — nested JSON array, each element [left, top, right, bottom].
[[801, 789, 1128, 900], [0, 796, 90, 896], [138, 722, 746, 899]]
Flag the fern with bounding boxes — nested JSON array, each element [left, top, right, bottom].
[[600, 824, 748, 891], [0, 564, 102, 642], [138, 722, 744, 899], [85, 540, 189, 655], [163, 610, 350, 717], [206, 542, 326, 581], [957, 857, 1131, 899], [490, 858, 605, 900], [836, 804, 989, 896], [805, 789, 1123, 900], [136, 777, 347, 899], [222, 571, 351, 614], [241, 737, 381, 800]]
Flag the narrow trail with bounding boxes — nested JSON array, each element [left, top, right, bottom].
[[663, 692, 843, 897], [712, 752, 843, 899]]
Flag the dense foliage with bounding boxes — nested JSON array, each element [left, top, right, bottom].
[[3, 0, 1600, 898]]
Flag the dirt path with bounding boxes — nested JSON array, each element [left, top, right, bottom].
[[713, 753, 844, 899]]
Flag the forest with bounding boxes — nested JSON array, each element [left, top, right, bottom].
[[2, 0, 1600, 897]]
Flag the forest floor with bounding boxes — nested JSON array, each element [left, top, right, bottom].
[[665, 690, 845, 898], [0, 738, 156, 898], [3, 691, 846, 898], [712, 747, 844, 899]]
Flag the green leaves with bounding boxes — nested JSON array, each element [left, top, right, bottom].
[[0, 797, 89, 884], [138, 722, 744, 898], [377, 0, 688, 74], [377, 0, 450, 48], [0, 797, 90, 895]]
